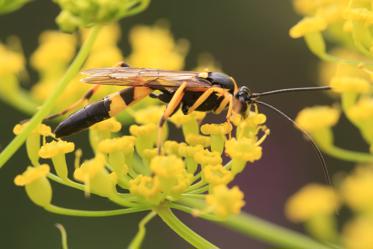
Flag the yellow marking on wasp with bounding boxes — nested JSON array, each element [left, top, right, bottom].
[[198, 72, 209, 78], [215, 93, 231, 114], [108, 92, 127, 117], [134, 87, 152, 100]]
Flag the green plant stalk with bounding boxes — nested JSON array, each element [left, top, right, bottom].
[[55, 224, 69, 249], [0, 25, 101, 168], [156, 205, 219, 249], [321, 144, 373, 163], [128, 211, 157, 249], [45, 204, 148, 217], [177, 199, 338, 249]]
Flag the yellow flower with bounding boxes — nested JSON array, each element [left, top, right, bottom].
[[348, 98, 373, 122], [150, 155, 185, 179], [98, 136, 136, 154], [285, 184, 339, 222], [90, 118, 122, 132], [340, 166, 373, 212], [133, 105, 165, 124], [14, 164, 52, 207], [13, 122, 53, 136], [170, 110, 206, 127], [343, 217, 373, 249], [206, 185, 245, 218], [295, 106, 340, 132], [129, 175, 162, 204], [39, 140, 74, 158], [0, 43, 24, 76], [202, 164, 233, 186], [130, 123, 157, 137], [185, 134, 211, 147], [330, 76, 370, 93], [128, 23, 189, 70], [344, 8, 373, 24], [74, 154, 116, 197], [225, 138, 262, 163], [30, 31, 76, 71], [201, 122, 232, 136], [289, 16, 327, 39], [194, 149, 222, 166]]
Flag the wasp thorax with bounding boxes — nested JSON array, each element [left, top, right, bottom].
[[206, 72, 236, 93]]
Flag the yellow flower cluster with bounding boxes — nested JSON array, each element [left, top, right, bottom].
[[13, 103, 268, 219], [286, 165, 373, 248]]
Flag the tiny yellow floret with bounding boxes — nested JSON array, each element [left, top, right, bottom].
[[330, 76, 370, 93], [343, 217, 373, 249], [98, 136, 136, 154], [289, 16, 327, 39], [129, 175, 162, 202], [0, 44, 24, 76], [13, 123, 53, 137], [90, 118, 122, 132], [285, 183, 340, 222], [39, 140, 74, 158], [203, 164, 233, 186], [348, 98, 373, 122], [206, 185, 245, 218], [225, 138, 262, 163], [133, 105, 165, 124], [201, 122, 232, 135], [295, 106, 340, 132], [14, 164, 50, 186], [340, 166, 373, 212], [170, 110, 206, 127]]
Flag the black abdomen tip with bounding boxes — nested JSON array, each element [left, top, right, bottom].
[[54, 100, 111, 138]]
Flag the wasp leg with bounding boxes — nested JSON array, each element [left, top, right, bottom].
[[186, 87, 228, 114], [54, 86, 151, 137], [157, 82, 187, 154], [44, 84, 101, 121]]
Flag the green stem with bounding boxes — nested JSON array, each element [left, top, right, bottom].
[[55, 224, 69, 249], [128, 211, 157, 249], [321, 144, 373, 163], [179, 198, 338, 249], [156, 205, 219, 249], [0, 26, 101, 169], [45, 204, 148, 217]]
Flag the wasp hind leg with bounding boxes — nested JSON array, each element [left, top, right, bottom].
[[157, 82, 187, 154]]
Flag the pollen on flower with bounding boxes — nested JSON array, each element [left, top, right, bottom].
[[225, 138, 262, 163], [13, 122, 53, 137], [202, 164, 233, 186], [194, 149, 222, 166], [129, 175, 162, 203], [0, 44, 24, 76], [295, 106, 340, 132], [330, 76, 370, 93], [98, 136, 136, 154], [201, 122, 232, 136], [130, 123, 157, 137], [150, 155, 185, 178], [14, 164, 50, 186], [185, 134, 211, 147], [39, 140, 75, 158], [285, 184, 340, 222], [340, 166, 373, 212], [90, 118, 122, 132], [206, 185, 245, 218], [289, 16, 327, 39]]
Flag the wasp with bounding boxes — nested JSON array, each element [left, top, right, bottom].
[[52, 63, 331, 181]]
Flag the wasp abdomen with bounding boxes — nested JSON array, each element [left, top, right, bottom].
[[54, 99, 111, 138]]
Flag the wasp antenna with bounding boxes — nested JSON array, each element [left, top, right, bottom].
[[251, 86, 331, 99], [254, 100, 332, 186]]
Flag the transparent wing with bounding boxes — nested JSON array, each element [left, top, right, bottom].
[[81, 67, 211, 90]]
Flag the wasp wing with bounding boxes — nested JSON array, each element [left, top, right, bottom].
[[81, 67, 211, 90]]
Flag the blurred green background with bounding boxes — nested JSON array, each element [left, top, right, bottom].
[[0, 0, 355, 248]]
